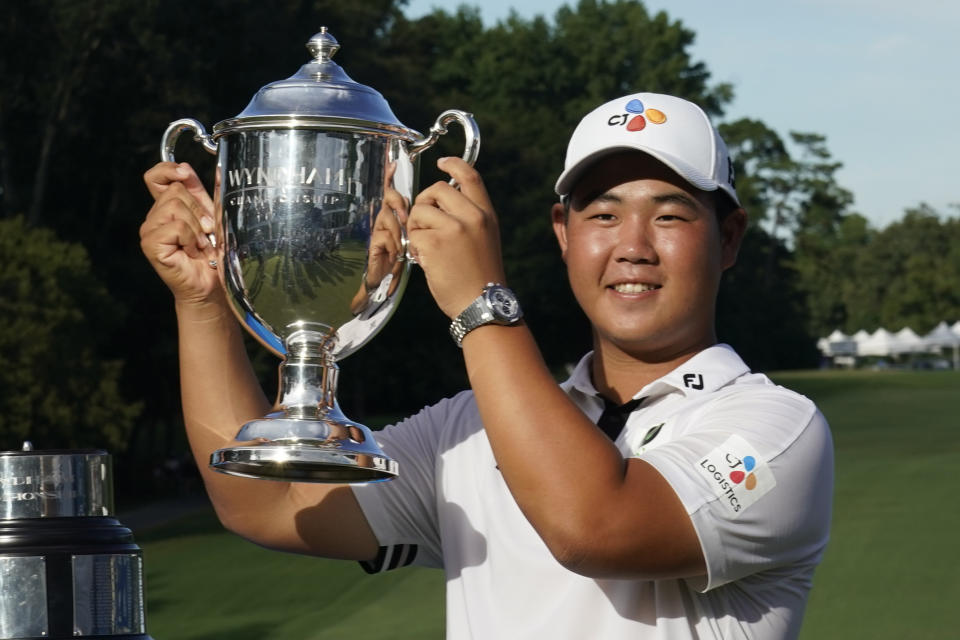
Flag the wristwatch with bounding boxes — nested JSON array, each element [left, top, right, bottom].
[[449, 283, 523, 347]]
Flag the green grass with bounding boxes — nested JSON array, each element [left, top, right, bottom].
[[140, 370, 960, 638], [770, 370, 960, 639], [141, 512, 444, 639]]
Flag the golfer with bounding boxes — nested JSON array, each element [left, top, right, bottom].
[[141, 92, 833, 639]]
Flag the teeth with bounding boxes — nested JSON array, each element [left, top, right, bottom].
[[613, 283, 660, 293]]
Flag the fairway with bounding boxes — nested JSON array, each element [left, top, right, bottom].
[[139, 512, 445, 639], [771, 370, 960, 639], [138, 370, 960, 639]]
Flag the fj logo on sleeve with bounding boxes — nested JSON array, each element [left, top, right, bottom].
[[695, 434, 776, 517]]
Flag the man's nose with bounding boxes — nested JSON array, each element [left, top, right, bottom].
[[614, 218, 656, 263]]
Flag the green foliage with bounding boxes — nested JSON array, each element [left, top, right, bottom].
[[0, 217, 142, 450], [715, 119, 828, 369], [790, 192, 960, 338], [716, 225, 819, 371], [842, 206, 960, 334], [722, 111, 960, 342], [719, 118, 791, 229]]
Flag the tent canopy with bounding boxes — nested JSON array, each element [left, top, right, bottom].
[[818, 321, 960, 360]]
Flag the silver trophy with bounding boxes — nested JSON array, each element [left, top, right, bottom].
[[0, 443, 151, 639], [159, 27, 479, 483]]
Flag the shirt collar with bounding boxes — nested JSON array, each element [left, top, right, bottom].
[[560, 344, 750, 402], [560, 352, 600, 397]]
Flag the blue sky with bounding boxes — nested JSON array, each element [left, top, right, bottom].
[[403, 0, 958, 228]]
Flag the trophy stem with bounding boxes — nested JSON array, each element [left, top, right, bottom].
[[278, 330, 339, 420], [209, 328, 398, 483]]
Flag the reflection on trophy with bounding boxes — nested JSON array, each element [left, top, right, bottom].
[[159, 27, 480, 483]]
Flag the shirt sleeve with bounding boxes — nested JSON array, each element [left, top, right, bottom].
[[638, 386, 834, 592], [350, 394, 467, 572]]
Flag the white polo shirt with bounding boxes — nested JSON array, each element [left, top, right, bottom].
[[351, 344, 833, 639]]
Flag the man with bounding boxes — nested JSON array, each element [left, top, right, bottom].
[[141, 92, 833, 639]]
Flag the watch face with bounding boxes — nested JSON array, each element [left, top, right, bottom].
[[486, 286, 520, 321]]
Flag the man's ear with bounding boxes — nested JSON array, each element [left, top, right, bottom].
[[551, 203, 569, 262], [720, 208, 748, 270]]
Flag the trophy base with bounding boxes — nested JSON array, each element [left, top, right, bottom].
[[210, 416, 398, 483]]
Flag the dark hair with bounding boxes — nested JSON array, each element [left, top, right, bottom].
[[713, 191, 740, 223]]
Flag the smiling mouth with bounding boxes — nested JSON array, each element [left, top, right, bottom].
[[611, 283, 661, 294]]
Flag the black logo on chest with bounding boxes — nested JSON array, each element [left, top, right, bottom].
[[682, 373, 704, 390]]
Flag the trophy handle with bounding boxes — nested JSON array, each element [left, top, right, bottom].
[[160, 118, 219, 246], [404, 110, 481, 262], [408, 109, 481, 187], [160, 118, 218, 163]]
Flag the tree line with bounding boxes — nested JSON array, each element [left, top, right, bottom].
[[1, 0, 956, 496]]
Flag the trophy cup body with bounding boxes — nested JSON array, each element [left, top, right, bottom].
[[159, 28, 479, 483]]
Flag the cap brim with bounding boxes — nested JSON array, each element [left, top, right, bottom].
[[555, 145, 728, 201]]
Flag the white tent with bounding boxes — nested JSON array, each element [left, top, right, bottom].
[[850, 330, 871, 356], [923, 321, 960, 348], [819, 321, 959, 367], [891, 327, 924, 355], [820, 329, 857, 356], [858, 328, 896, 357], [924, 321, 960, 369]]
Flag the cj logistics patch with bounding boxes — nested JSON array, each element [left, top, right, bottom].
[[695, 434, 776, 517]]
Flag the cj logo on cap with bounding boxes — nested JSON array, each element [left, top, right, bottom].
[[606, 98, 667, 132]]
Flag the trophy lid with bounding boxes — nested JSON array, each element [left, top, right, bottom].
[[213, 27, 419, 140]]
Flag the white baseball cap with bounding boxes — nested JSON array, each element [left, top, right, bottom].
[[554, 92, 740, 207]]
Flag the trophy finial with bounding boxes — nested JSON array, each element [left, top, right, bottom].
[[307, 27, 340, 63]]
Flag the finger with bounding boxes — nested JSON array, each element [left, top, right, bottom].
[[374, 202, 406, 246], [407, 200, 461, 233], [146, 213, 220, 268], [145, 185, 206, 233], [374, 204, 403, 235], [143, 187, 212, 251], [143, 162, 185, 199], [381, 188, 410, 223], [144, 162, 215, 217], [369, 239, 400, 266], [383, 161, 398, 189], [413, 180, 491, 235], [174, 163, 215, 216], [142, 217, 206, 264], [436, 156, 493, 212], [370, 221, 399, 248]]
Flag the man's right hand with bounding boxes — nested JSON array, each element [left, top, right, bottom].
[[140, 162, 222, 305]]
